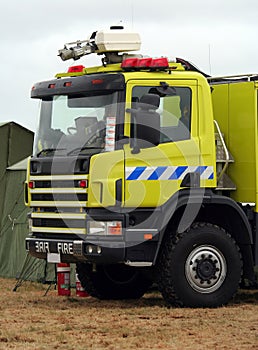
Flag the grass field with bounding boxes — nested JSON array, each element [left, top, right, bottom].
[[0, 277, 257, 349]]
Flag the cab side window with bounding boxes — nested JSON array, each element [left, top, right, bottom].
[[132, 86, 192, 143]]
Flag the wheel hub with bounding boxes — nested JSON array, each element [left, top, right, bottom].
[[185, 245, 227, 293], [197, 258, 217, 280]]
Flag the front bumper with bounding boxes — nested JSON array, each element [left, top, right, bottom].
[[26, 237, 125, 264], [26, 229, 159, 265]]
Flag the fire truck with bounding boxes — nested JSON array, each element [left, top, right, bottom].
[[25, 26, 258, 307]]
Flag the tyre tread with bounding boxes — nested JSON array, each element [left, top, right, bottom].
[[158, 222, 243, 307]]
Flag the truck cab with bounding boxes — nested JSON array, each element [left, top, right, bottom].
[[25, 27, 257, 307]]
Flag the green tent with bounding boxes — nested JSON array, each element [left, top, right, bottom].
[[0, 122, 33, 219], [0, 122, 75, 286], [0, 122, 41, 280]]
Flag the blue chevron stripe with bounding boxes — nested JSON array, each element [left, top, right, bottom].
[[148, 166, 167, 180], [126, 166, 146, 180], [126, 165, 214, 181], [168, 166, 188, 180]]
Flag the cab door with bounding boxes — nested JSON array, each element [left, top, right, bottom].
[[123, 79, 205, 209]]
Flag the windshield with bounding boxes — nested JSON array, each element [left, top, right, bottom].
[[34, 92, 119, 156]]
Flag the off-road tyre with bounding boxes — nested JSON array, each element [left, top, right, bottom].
[[158, 222, 242, 307], [76, 263, 152, 300]]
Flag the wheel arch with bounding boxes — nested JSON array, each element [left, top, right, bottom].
[[197, 197, 255, 282], [156, 189, 254, 281]]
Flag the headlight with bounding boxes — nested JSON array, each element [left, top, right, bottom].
[[88, 221, 122, 236]]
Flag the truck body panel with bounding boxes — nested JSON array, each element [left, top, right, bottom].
[[211, 80, 257, 204]]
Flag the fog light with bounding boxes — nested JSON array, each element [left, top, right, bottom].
[[87, 245, 93, 254]]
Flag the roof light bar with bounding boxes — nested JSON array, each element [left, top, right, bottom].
[[150, 57, 169, 70], [121, 57, 139, 70], [137, 57, 152, 68], [121, 57, 169, 71]]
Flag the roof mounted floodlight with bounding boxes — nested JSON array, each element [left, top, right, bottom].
[[58, 38, 97, 61]]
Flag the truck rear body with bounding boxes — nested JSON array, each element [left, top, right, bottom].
[[211, 78, 258, 204]]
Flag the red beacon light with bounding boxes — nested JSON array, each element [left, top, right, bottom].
[[150, 57, 169, 70], [121, 57, 139, 70], [137, 57, 152, 68], [67, 65, 85, 73], [121, 57, 169, 71]]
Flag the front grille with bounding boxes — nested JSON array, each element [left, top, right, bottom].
[[31, 193, 87, 202], [29, 174, 88, 235], [35, 180, 80, 188], [33, 218, 85, 228]]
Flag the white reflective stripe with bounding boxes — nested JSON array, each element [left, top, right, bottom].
[[30, 188, 87, 194], [125, 167, 136, 179], [159, 166, 177, 180], [32, 227, 86, 234], [137, 167, 156, 180], [30, 201, 86, 208], [31, 212, 86, 220], [30, 175, 88, 181], [57, 267, 71, 272], [187, 165, 199, 173], [200, 166, 214, 179]]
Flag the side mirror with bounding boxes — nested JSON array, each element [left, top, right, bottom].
[[127, 93, 160, 153]]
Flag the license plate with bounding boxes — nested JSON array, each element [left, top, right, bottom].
[[34, 241, 74, 255], [47, 253, 61, 263]]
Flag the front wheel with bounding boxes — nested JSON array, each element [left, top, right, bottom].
[[158, 223, 242, 307], [76, 263, 152, 300]]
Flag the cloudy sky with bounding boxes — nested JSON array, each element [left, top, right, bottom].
[[1, 0, 258, 131]]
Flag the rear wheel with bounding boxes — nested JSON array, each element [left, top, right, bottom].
[[76, 263, 152, 299], [158, 223, 242, 307]]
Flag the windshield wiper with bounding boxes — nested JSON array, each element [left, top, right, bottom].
[[37, 148, 66, 157], [67, 146, 103, 156]]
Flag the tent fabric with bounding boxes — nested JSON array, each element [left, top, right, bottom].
[[0, 122, 45, 281], [7, 157, 29, 171], [0, 169, 45, 279], [0, 122, 33, 220], [0, 122, 70, 284]]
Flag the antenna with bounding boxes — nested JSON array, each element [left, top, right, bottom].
[[131, 0, 134, 30], [208, 44, 212, 75]]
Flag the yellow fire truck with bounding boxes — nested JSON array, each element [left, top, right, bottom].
[[25, 26, 257, 307]]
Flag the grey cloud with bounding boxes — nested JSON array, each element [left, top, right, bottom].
[[0, 0, 257, 130]]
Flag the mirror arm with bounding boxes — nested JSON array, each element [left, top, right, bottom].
[[126, 108, 141, 154], [131, 112, 140, 154]]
